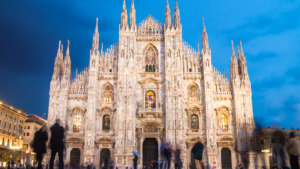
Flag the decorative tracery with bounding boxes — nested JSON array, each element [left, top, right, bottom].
[[137, 15, 163, 38]]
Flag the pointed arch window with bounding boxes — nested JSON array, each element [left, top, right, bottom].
[[145, 91, 156, 108], [191, 114, 199, 129], [219, 114, 228, 129], [102, 84, 113, 103], [145, 47, 156, 72], [73, 115, 82, 132], [103, 115, 110, 130], [188, 85, 199, 102]]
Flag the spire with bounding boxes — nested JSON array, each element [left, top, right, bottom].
[[240, 40, 244, 56], [165, 0, 171, 28], [92, 18, 99, 51], [173, 0, 180, 28], [130, 0, 136, 28], [101, 43, 103, 54], [66, 40, 70, 57], [231, 40, 235, 57], [121, 0, 128, 28], [202, 18, 209, 52]]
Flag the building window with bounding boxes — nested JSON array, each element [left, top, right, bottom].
[[191, 114, 199, 129], [24, 133, 25, 136], [7, 139, 9, 146], [102, 115, 110, 130], [145, 47, 156, 72], [14, 125, 15, 131], [188, 85, 199, 102], [2, 138, 4, 145], [0, 120, 1, 126], [271, 138, 276, 144], [26, 133, 29, 136], [4, 122, 6, 128], [103, 84, 113, 103], [9, 124, 11, 129], [5, 114, 7, 117], [27, 126, 30, 129], [145, 91, 156, 109], [219, 114, 228, 129], [73, 115, 82, 132]]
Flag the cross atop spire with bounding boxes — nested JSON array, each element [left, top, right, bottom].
[[123, 0, 126, 9]]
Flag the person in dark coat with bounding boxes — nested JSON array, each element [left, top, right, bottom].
[[164, 145, 172, 169], [192, 137, 204, 169], [49, 118, 67, 169], [174, 144, 182, 169], [133, 155, 138, 169], [32, 125, 48, 169]]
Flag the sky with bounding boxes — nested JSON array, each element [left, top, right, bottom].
[[0, 0, 299, 129]]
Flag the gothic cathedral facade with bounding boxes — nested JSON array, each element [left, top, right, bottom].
[[46, 0, 256, 168]]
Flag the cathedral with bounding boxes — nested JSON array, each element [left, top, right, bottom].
[[46, 0, 257, 168]]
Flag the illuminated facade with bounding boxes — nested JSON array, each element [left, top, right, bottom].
[[0, 100, 27, 167], [46, 0, 256, 168]]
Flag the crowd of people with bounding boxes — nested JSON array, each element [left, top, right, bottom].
[[11, 118, 299, 169]]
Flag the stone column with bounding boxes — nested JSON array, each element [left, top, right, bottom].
[[65, 145, 71, 164]]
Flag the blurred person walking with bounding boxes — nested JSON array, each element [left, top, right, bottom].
[[49, 119, 67, 169], [192, 137, 204, 169], [287, 132, 300, 169], [133, 154, 138, 169], [164, 144, 172, 169], [108, 158, 114, 169], [32, 125, 48, 169], [174, 144, 182, 169]]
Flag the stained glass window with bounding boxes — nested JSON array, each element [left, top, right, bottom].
[[145, 91, 156, 108], [220, 114, 228, 129], [188, 86, 198, 102], [103, 115, 110, 130], [103, 85, 113, 103], [73, 115, 81, 132], [191, 115, 199, 129], [145, 47, 156, 72]]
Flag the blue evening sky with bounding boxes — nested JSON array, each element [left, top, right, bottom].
[[0, 0, 299, 128]]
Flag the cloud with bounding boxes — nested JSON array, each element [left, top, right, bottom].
[[220, 5, 300, 43]]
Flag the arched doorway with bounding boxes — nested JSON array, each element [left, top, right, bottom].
[[221, 148, 232, 169], [143, 138, 158, 167], [100, 149, 110, 168], [70, 148, 80, 168]]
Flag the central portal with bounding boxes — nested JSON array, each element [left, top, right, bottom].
[[143, 138, 158, 167]]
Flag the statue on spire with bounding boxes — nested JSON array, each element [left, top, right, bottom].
[[130, 0, 136, 28], [121, 0, 128, 28], [165, 0, 171, 28], [202, 17, 209, 52], [92, 18, 99, 52]]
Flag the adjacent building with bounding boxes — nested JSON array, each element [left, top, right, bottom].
[[46, 0, 256, 168], [256, 128, 300, 169], [22, 115, 47, 165], [0, 100, 27, 167]]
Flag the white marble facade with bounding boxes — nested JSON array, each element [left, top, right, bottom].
[[46, 0, 256, 168]]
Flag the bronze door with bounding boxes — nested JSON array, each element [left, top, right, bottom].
[[100, 149, 110, 168], [70, 148, 80, 168], [221, 148, 232, 169], [143, 138, 158, 167]]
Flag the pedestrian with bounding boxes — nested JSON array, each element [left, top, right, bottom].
[[7, 161, 11, 169], [192, 137, 204, 169], [108, 158, 114, 169], [164, 144, 171, 169], [32, 125, 48, 169], [25, 156, 30, 169], [133, 154, 138, 169], [104, 159, 108, 169], [16, 160, 21, 169], [49, 118, 68, 169], [287, 132, 300, 169]]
